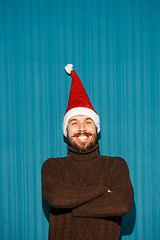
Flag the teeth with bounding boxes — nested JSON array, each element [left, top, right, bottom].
[[77, 136, 88, 140]]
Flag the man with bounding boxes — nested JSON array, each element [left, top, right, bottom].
[[41, 64, 134, 240]]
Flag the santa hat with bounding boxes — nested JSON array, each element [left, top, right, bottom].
[[63, 64, 100, 137]]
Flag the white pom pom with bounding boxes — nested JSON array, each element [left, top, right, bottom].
[[65, 64, 73, 75]]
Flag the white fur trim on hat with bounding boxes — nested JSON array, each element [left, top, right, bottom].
[[63, 107, 100, 137]]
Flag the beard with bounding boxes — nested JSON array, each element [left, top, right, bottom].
[[67, 130, 98, 153]]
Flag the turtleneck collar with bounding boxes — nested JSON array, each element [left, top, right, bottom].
[[67, 143, 100, 161]]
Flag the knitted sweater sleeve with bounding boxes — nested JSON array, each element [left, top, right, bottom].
[[72, 157, 134, 218], [41, 158, 107, 209]]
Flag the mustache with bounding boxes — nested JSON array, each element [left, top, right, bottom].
[[72, 132, 95, 138]]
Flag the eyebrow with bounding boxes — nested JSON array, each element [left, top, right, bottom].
[[69, 119, 77, 123], [69, 117, 93, 123], [85, 118, 93, 121]]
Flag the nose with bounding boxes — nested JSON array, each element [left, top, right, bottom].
[[78, 122, 86, 132]]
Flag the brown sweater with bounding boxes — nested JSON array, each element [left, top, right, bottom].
[[41, 144, 134, 240]]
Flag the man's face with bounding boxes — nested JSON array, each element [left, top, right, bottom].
[[66, 115, 98, 152]]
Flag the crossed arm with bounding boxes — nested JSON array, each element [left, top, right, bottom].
[[41, 158, 134, 218], [41, 158, 107, 208]]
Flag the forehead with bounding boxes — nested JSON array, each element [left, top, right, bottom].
[[68, 115, 93, 123]]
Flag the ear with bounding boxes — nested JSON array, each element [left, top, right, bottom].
[[65, 126, 68, 137]]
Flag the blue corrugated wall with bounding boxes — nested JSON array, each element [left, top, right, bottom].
[[0, 0, 160, 239]]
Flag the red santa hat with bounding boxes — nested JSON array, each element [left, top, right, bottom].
[[63, 64, 100, 137]]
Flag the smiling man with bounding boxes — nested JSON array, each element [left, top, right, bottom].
[[41, 64, 134, 240]]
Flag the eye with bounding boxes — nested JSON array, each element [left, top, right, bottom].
[[71, 122, 77, 125], [86, 121, 92, 124]]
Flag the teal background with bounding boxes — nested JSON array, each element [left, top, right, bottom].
[[0, 0, 160, 239]]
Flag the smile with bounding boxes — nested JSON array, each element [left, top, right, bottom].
[[77, 135, 88, 141]]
